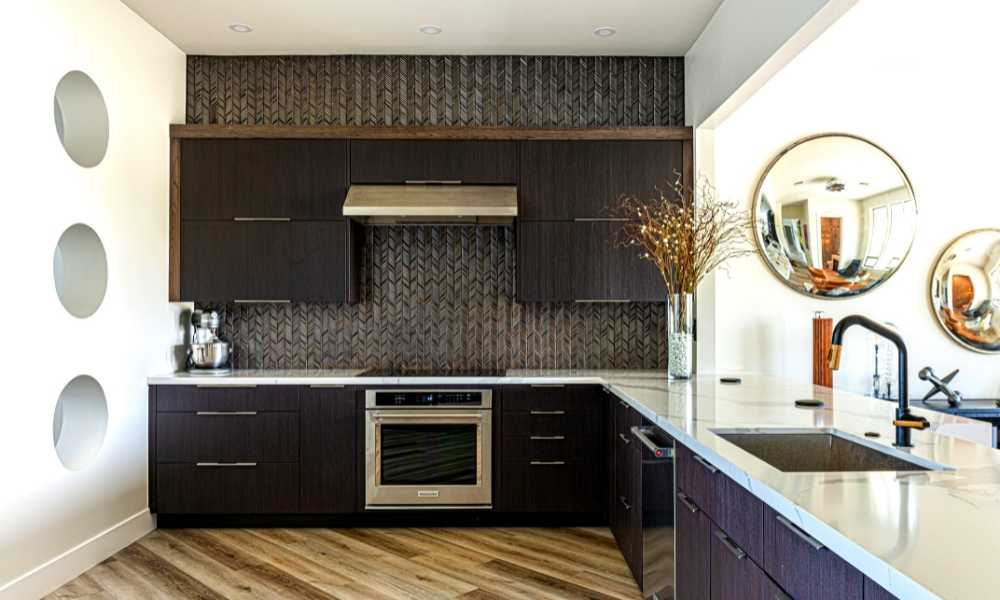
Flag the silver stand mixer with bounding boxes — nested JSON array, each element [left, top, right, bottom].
[[187, 310, 232, 374]]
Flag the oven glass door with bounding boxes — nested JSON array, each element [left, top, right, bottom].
[[367, 410, 492, 507]]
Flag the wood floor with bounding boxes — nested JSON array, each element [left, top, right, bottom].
[[47, 527, 641, 600]]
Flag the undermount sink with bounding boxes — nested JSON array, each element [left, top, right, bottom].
[[712, 428, 951, 473]]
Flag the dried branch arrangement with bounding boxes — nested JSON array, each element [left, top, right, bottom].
[[613, 175, 754, 296]]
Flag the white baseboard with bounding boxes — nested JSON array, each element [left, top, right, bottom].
[[0, 509, 154, 600]]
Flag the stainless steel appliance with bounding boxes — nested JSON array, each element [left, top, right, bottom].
[[187, 310, 231, 374], [632, 425, 676, 599], [365, 389, 492, 509]]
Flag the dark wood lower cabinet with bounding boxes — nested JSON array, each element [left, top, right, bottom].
[[711, 524, 767, 600], [157, 463, 299, 514], [675, 489, 713, 598], [863, 576, 899, 600], [299, 387, 358, 513]]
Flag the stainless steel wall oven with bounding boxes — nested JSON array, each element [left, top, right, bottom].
[[365, 389, 492, 509]]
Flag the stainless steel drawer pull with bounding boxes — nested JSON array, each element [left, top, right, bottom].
[[574, 299, 630, 303], [530, 461, 566, 466], [195, 411, 258, 416], [573, 217, 628, 222], [195, 384, 258, 389], [195, 462, 257, 468], [630, 426, 675, 458], [619, 496, 631, 511], [309, 384, 346, 389], [618, 433, 631, 445], [234, 299, 291, 304], [677, 492, 699, 514], [530, 410, 565, 415], [776, 514, 825, 550], [619, 400, 629, 408], [692, 454, 719, 474], [405, 180, 462, 185], [233, 217, 292, 222], [530, 435, 566, 441], [714, 530, 747, 560], [529, 384, 565, 388]]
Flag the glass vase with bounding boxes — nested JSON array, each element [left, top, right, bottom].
[[667, 293, 694, 380]]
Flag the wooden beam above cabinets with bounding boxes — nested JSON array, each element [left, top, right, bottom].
[[169, 124, 693, 141]]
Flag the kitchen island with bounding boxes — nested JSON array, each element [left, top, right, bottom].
[[149, 370, 998, 599]]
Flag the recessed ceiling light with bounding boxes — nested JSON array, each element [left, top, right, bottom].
[[593, 26, 617, 38], [420, 25, 443, 35], [229, 23, 253, 33]]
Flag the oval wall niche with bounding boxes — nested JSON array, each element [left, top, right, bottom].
[[53, 223, 108, 318], [53, 70, 109, 168], [53, 375, 108, 470]]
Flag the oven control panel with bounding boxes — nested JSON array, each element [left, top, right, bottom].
[[369, 390, 490, 408]]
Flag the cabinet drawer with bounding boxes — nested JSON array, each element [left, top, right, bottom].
[[503, 385, 598, 413], [502, 435, 599, 461], [499, 461, 600, 513], [675, 443, 719, 519], [155, 386, 299, 413], [502, 411, 600, 437], [156, 463, 299, 514], [762, 505, 863, 600], [350, 140, 516, 184], [710, 524, 768, 600], [156, 412, 299, 463]]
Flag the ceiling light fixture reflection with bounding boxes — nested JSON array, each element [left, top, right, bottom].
[[593, 26, 617, 37], [229, 23, 253, 33], [420, 25, 443, 35]]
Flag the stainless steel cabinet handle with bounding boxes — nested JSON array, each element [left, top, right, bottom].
[[309, 384, 346, 388], [234, 299, 291, 304], [618, 433, 631, 445], [619, 399, 629, 407], [692, 454, 719, 474], [630, 426, 675, 458], [195, 462, 257, 467], [530, 435, 565, 441], [677, 492, 699, 514], [530, 461, 566, 466], [574, 299, 630, 303], [776, 514, 825, 550], [530, 410, 565, 415], [195, 384, 258, 389], [573, 217, 628, 222], [714, 530, 747, 560], [195, 411, 257, 416], [619, 496, 631, 511], [405, 180, 462, 185], [530, 384, 565, 388], [233, 217, 292, 222]]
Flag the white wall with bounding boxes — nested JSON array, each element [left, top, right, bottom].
[[0, 2, 185, 598], [685, 0, 856, 127], [707, 0, 1000, 398]]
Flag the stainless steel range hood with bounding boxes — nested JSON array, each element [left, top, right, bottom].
[[343, 184, 517, 224]]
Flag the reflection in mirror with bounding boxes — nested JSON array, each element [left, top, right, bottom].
[[753, 134, 916, 298], [931, 229, 1000, 353]]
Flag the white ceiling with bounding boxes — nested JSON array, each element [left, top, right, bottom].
[[121, 0, 723, 56]]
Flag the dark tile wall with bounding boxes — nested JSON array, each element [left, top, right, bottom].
[[188, 55, 677, 370]]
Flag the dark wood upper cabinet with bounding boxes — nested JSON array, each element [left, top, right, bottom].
[[181, 139, 348, 220], [516, 221, 574, 302], [350, 140, 516, 183], [519, 141, 684, 220], [180, 221, 358, 302]]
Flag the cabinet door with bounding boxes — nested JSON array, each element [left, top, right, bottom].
[[244, 221, 293, 301], [763, 505, 863, 600], [290, 221, 355, 302], [157, 463, 299, 514], [675, 490, 713, 598], [711, 524, 766, 600], [350, 140, 516, 184], [571, 221, 665, 302], [516, 222, 574, 302], [181, 140, 347, 220], [519, 141, 684, 220], [180, 221, 248, 302], [300, 387, 358, 513], [863, 577, 898, 600]]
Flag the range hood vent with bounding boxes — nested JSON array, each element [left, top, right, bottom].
[[343, 184, 517, 224]]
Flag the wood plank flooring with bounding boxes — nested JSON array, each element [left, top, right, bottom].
[[47, 527, 641, 600]]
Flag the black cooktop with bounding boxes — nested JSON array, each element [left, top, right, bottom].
[[362, 367, 506, 377]]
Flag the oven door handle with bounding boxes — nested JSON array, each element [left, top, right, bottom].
[[369, 412, 484, 421]]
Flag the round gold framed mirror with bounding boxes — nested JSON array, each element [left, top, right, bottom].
[[930, 229, 1000, 353], [752, 134, 916, 298]]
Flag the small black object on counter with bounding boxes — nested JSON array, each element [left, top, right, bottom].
[[794, 399, 824, 408]]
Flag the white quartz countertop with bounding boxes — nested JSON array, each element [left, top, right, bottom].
[[148, 369, 999, 599]]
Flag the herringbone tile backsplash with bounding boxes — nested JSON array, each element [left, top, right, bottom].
[[189, 55, 676, 370]]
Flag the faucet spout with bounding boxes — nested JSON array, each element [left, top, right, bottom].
[[828, 315, 928, 447]]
